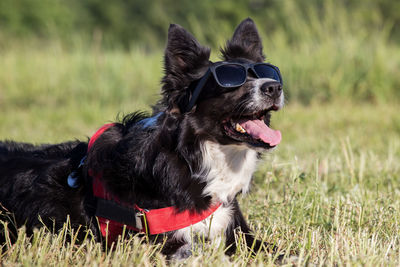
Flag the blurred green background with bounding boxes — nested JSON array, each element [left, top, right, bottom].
[[0, 0, 399, 142]]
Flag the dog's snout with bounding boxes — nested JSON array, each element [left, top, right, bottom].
[[260, 81, 282, 99]]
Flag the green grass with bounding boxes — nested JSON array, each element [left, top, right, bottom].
[[1, 102, 399, 266], [1, 41, 400, 265]]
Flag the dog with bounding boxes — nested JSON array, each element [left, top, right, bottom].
[[0, 18, 284, 259]]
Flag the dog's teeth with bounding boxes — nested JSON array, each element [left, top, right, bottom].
[[235, 123, 246, 133]]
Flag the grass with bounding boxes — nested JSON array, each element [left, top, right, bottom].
[[0, 46, 163, 142], [0, 40, 400, 265], [1, 102, 399, 266]]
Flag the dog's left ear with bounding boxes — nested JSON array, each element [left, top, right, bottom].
[[221, 18, 265, 62], [161, 24, 210, 113]]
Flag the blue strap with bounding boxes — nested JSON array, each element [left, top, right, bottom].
[[137, 112, 163, 128]]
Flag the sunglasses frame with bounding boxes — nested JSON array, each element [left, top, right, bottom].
[[185, 61, 283, 112], [210, 62, 283, 88]]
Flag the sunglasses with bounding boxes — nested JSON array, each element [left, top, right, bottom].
[[185, 61, 283, 112]]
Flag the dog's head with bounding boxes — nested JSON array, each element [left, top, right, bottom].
[[161, 18, 284, 150]]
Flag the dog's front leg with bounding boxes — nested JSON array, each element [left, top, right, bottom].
[[160, 237, 192, 260], [224, 198, 275, 256]]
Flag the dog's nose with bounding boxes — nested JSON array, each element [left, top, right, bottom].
[[260, 81, 282, 99]]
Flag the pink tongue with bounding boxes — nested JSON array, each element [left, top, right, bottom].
[[240, 119, 281, 146]]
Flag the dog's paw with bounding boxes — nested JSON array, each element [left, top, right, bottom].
[[169, 243, 192, 260]]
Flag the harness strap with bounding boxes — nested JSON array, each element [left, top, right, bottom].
[[95, 198, 144, 230], [88, 123, 116, 151], [88, 120, 222, 241]]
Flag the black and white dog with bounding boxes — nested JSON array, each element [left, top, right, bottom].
[[0, 18, 284, 258]]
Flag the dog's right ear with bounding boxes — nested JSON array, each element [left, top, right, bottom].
[[221, 18, 265, 62], [161, 24, 210, 113]]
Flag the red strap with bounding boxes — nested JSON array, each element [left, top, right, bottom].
[[97, 203, 221, 243], [88, 123, 116, 151], [89, 123, 221, 241], [140, 203, 221, 235], [98, 218, 126, 242]]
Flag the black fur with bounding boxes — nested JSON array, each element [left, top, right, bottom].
[[221, 18, 266, 62], [0, 18, 282, 258]]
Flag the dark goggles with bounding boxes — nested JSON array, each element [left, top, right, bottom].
[[185, 61, 283, 112]]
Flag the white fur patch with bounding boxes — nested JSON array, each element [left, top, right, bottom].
[[173, 141, 259, 244], [200, 141, 259, 203]]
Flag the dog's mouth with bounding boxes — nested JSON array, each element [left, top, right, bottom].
[[223, 107, 281, 149]]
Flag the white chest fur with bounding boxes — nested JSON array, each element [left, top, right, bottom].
[[172, 142, 259, 249], [173, 142, 258, 245], [200, 141, 259, 204]]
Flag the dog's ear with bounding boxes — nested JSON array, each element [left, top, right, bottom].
[[221, 18, 265, 62], [161, 24, 210, 113]]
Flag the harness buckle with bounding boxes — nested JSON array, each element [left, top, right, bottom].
[[135, 209, 149, 234]]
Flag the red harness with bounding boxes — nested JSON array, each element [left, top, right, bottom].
[[88, 123, 221, 242]]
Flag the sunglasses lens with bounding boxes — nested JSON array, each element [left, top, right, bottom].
[[215, 64, 246, 87], [254, 64, 281, 83]]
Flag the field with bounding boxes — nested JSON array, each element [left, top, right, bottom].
[[1, 22, 400, 266]]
